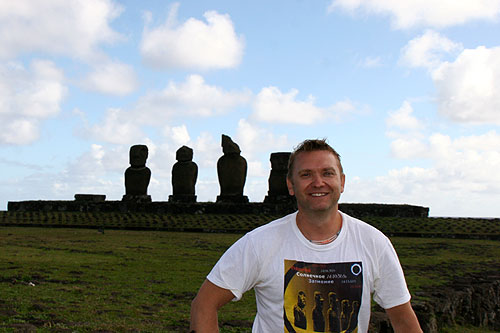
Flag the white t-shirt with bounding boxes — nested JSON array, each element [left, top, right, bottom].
[[207, 211, 411, 332]]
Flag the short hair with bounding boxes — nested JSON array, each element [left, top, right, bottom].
[[287, 139, 343, 179]]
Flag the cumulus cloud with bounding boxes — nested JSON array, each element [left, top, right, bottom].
[[140, 3, 244, 70], [386, 101, 424, 131], [0, 60, 66, 145], [375, 104, 500, 216], [432, 46, 500, 124], [344, 130, 500, 217], [191, 132, 220, 169], [0, 0, 123, 61], [328, 0, 500, 29], [87, 75, 251, 144], [81, 61, 138, 96], [1, 143, 127, 204], [253, 86, 360, 125], [0, 119, 40, 146], [386, 101, 427, 159], [234, 119, 290, 198], [253, 87, 324, 124], [400, 30, 463, 69], [170, 125, 191, 146], [235, 119, 289, 161], [135, 74, 251, 124], [400, 32, 500, 125], [89, 108, 144, 144], [52, 143, 131, 198]]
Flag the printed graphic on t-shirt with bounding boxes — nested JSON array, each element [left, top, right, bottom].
[[283, 260, 362, 333]]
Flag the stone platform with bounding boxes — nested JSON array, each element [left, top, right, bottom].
[[7, 198, 429, 218]]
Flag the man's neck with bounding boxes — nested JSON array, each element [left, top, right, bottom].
[[296, 207, 342, 242]]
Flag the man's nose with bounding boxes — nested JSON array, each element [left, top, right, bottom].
[[311, 173, 323, 186]]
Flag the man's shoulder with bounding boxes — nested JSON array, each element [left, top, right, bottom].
[[341, 211, 388, 239]]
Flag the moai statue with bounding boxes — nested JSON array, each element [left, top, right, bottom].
[[169, 145, 198, 203], [264, 152, 294, 203], [122, 144, 152, 202], [216, 134, 249, 203]]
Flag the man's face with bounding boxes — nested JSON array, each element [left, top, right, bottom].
[[287, 150, 345, 214]]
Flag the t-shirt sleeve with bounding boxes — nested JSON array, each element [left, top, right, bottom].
[[207, 233, 261, 301], [372, 237, 411, 309]]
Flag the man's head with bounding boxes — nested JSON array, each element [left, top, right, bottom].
[[287, 139, 343, 180], [286, 139, 345, 214]]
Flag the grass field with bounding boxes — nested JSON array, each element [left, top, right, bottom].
[[1, 225, 500, 332], [1, 211, 500, 239]]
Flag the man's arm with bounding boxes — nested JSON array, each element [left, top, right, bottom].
[[385, 301, 423, 333], [190, 279, 235, 333]]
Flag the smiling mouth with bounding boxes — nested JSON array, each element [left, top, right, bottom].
[[310, 193, 327, 197]]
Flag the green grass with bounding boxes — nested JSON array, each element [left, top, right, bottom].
[[391, 237, 500, 292], [2, 211, 500, 238], [1, 226, 499, 332], [441, 325, 498, 333], [0, 227, 256, 332]]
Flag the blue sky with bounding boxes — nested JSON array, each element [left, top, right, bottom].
[[1, 0, 500, 217]]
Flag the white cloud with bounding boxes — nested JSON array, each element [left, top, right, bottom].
[[400, 34, 500, 125], [236, 119, 289, 161], [0, 60, 66, 118], [386, 101, 427, 159], [86, 75, 251, 144], [253, 87, 360, 125], [375, 102, 500, 216], [389, 138, 428, 159], [0, 118, 40, 145], [3, 143, 127, 203], [432, 46, 500, 124], [328, 0, 500, 29], [253, 87, 324, 124], [140, 3, 244, 70], [386, 101, 424, 131], [375, 115, 500, 216], [170, 125, 191, 146], [192, 132, 220, 168], [0, 60, 66, 145], [135, 75, 251, 124], [0, 0, 123, 61], [400, 30, 462, 69], [90, 108, 144, 144], [82, 61, 138, 96]]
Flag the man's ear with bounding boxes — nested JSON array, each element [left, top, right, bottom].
[[286, 177, 295, 196], [340, 173, 346, 193]]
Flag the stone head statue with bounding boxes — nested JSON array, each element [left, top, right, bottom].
[[124, 144, 151, 199], [129, 144, 148, 168], [170, 145, 198, 202], [221, 134, 241, 155], [217, 134, 248, 202], [270, 152, 291, 171], [176, 145, 193, 162], [267, 152, 292, 197]]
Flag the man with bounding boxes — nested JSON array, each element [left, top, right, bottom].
[[190, 139, 422, 332]]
